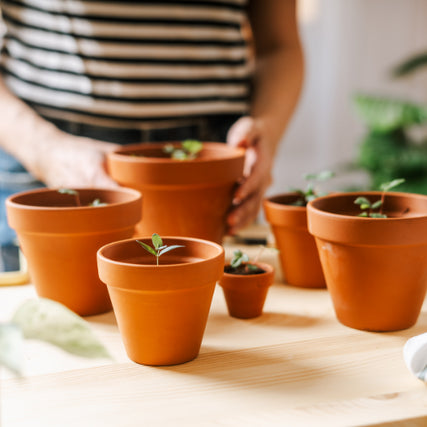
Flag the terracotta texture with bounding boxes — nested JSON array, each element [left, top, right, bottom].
[[97, 237, 224, 366], [6, 188, 142, 316], [219, 262, 274, 319], [263, 193, 326, 288], [307, 191, 427, 331], [107, 142, 245, 243]]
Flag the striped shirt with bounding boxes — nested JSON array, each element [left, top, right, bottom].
[[0, 0, 252, 129]]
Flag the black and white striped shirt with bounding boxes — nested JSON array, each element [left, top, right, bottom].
[[0, 0, 252, 128]]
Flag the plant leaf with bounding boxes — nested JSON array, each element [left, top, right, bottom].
[[370, 213, 388, 218], [171, 150, 187, 160], [11, 299, 111, 359], [182, 139, 203, 155], [158, 245, 185, 256], [353, 94, 427, 133], [0, 323, 24, 375], [380, 178, 406, 192], [162, 144, 174, 154], [136, 240, 157, 256], [354, 197, 371, 207], [371, 200, 383, 210], [151, 233, 163, 250], [58, 188, 78, 196]]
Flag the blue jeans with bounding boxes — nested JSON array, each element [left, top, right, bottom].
[[0, 114, 240, 271]]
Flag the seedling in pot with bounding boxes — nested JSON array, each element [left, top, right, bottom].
[[225, 247, 279, 275], [292, 170, 335, 206], [136, 233, 184, 266], [163, 139, 203, 160], [58, 189, 107, 207], [354, 178, 405, 218]]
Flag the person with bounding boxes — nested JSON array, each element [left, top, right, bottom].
[[0, 0, 304, 270]]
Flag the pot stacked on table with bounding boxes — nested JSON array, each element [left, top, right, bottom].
[[6, 188, 142, 316], [263, 193, 326, 288], [97, 236, 224, 365], [307, 191, 427, 332]]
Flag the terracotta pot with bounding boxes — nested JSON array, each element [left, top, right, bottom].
[[97, 236, 224, 365], [106, 142, 245, 243], [263, 193, 326, 288], [307, 191, 427, 331], [219, 262, 274, 319], [6, 187, 142, 316]]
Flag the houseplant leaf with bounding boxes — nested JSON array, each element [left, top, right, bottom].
[[11, 299, 111, 359], [353, 94, 427, 133]]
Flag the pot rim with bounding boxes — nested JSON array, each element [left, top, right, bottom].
[[97, 235, 224, 269], [222, 261, 274, 278], [108, 142, 245, 164], [264, 192, 307, 211], [307, 191, 427, 246], [6, 187, 142, 212]]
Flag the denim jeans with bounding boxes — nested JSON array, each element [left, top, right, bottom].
[[0, 114, 241, 271]]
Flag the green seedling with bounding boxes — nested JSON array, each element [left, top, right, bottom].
[[354, 178, 405, 218], [163, 139, 203, 160], [58, 189, 107, 207], [227, 246, 279, 275], [137, 233, 184, 266], [292, 170, 335, 206]]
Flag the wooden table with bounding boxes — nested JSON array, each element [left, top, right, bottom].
[[2, 234, 427, 426]]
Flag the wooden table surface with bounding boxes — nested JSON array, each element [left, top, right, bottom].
[[2, 233, 427, 427]]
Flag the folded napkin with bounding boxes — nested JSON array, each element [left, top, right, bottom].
[[403, 332, 427, 381]]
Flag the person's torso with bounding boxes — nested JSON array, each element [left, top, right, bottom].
[[0, 0, 252, 128]]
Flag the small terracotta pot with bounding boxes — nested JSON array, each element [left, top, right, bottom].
[[307, 191, 427, 331], [6, 187, 142, 316], [219, 262, 274, 319], [263, 193, 326, 288], [97, 236, 224, 366], [106, 142, 245, 243]]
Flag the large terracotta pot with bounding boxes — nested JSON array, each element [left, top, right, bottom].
[[307, 191, 427, 331], [6, 187, 142, 316], [97, 236, 224, 366], [263, 193, 326, 288], [106, 142, 245, 243], [219, 262, 274, 319]]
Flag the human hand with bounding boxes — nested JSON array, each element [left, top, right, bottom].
[[226, 116, 275, 235], [34, 130, 120, 189]]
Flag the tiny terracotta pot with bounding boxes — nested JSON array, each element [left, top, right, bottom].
[[263, 193, 326, 288], [307, 191, 427, 332], [106, 142, 245, 243], [6, 187, 142, 316], [219, 262, 274, 319], [97, 236, 224, 366]]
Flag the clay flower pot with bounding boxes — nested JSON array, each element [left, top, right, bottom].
[[219, 262, 274, 319], [97, 236, 224, 366], [106, 142, 245, 243], [307, 191, 427, 331], [263, 193, 326, 288], [6, 187, 142, 316]]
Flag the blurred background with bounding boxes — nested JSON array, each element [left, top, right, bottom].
[[268, 0, 427, 197]]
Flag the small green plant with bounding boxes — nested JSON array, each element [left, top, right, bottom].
[[163, 139, 203, 160], [58, 189, 107, 207], [292, 170, 335, 206], [226, 247, 279, 275], [136, 233, 184, 266], [354, 178, 406, 218]]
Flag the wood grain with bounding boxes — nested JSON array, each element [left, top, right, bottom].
[[1, 230, 427, 426]]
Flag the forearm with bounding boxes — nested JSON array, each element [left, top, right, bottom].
[[0, 78, 60, 180], [250, 43, 304, 152]]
